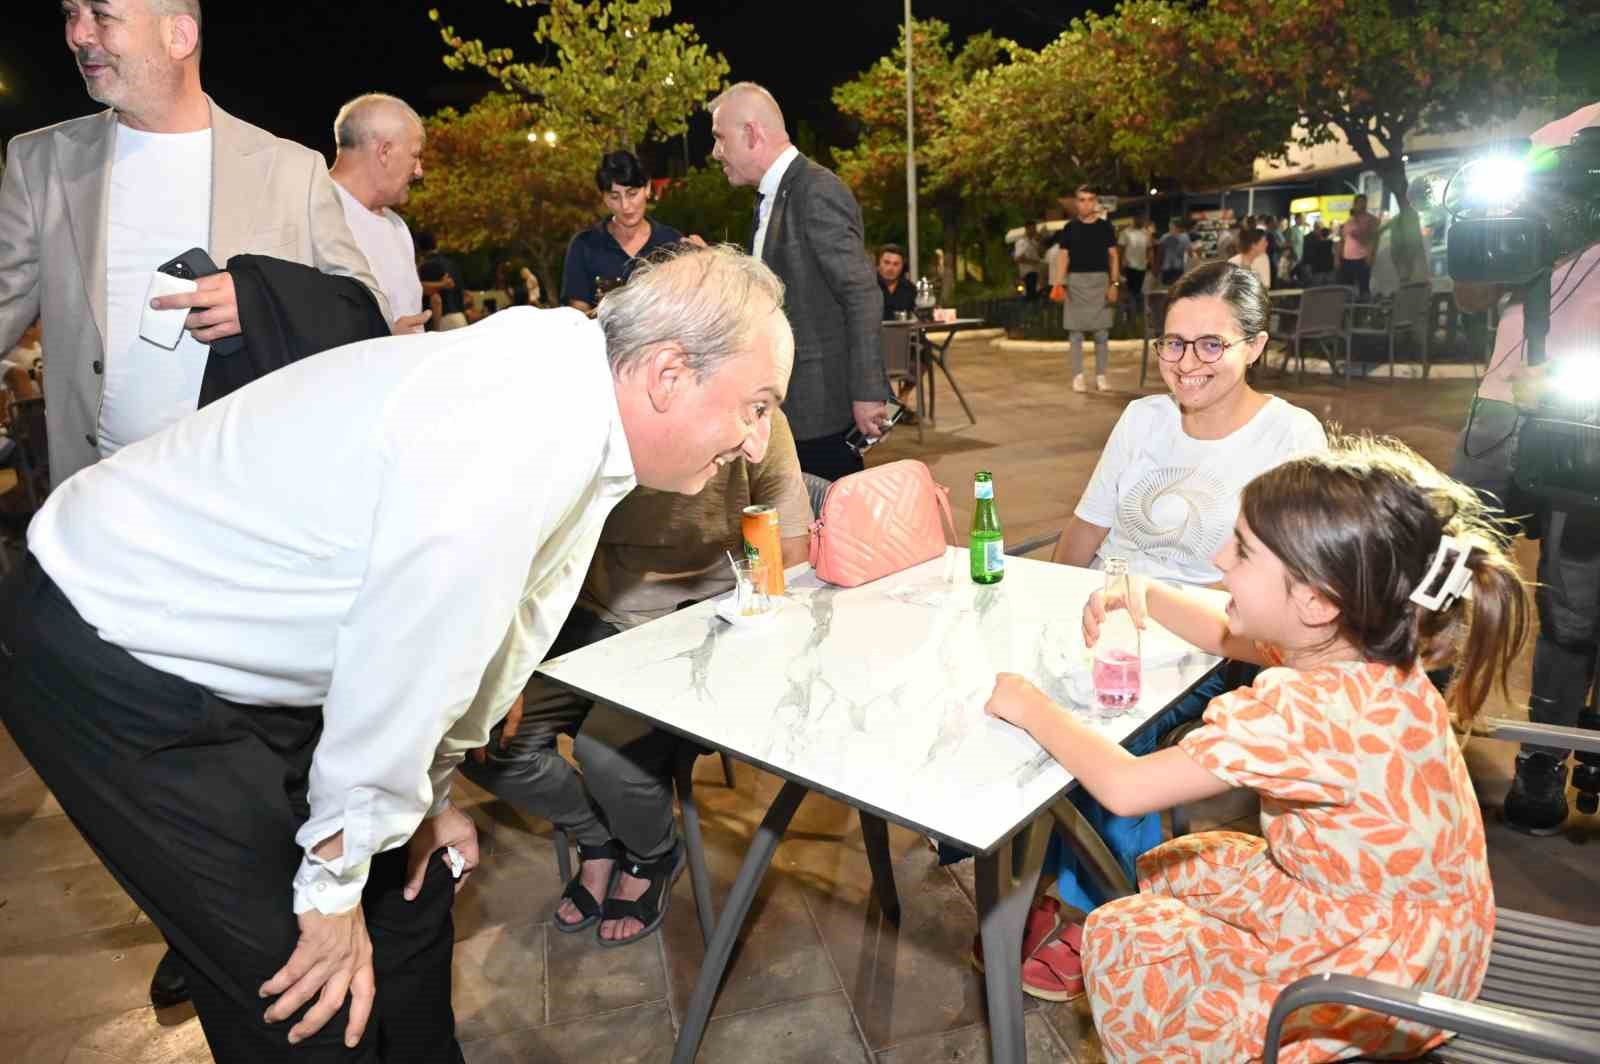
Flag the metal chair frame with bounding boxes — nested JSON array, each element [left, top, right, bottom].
[[1273, 286, 1352, 384], [1349, 281, 1432, 380]]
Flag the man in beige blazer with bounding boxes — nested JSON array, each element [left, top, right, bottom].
[[0, 0, 387, 489]]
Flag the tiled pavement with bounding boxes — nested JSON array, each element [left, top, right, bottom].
[[3, 336, 1595, 1062]]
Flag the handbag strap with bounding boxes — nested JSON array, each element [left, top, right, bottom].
[[932, 480, 956, 545]]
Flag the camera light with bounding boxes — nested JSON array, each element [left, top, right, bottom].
[[1550, 355, 1600, 402], [1462, 154, 1529, 210]]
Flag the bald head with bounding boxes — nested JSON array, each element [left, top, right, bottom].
[[331, 93, 426, 212], [709, 82, 793, 188]]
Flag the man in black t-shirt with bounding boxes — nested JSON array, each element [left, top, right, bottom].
[[1049, 185, 1120, 392], [876, 244, 917, 320], [415, 230, 467, 330]]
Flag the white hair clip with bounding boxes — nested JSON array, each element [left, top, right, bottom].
[[1410, 534, 1474, 611]]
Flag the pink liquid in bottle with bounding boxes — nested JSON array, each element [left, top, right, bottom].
[[1093, 649, 1142, 712]]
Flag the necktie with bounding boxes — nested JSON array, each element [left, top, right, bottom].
[[749, 192, 766, 257]]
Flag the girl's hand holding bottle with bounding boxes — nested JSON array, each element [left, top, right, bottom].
[[1082, 570, 1150, 648]]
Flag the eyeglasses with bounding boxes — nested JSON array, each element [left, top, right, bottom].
[[1155, 334, 1251, 364]]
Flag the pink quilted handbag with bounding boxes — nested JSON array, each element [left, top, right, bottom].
[[809, 460, 956, 587]]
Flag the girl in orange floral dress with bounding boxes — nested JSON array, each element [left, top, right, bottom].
[[985, 436, 1530, 1063]]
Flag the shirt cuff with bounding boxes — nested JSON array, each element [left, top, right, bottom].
[[292, 854, 371, 916]]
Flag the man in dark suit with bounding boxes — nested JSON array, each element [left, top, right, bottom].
[[710, 82, 889, 481]]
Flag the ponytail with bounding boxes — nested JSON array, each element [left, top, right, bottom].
[[1416, 530, 1531, 727]]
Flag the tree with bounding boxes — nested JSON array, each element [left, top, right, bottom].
[[429, 0, 729, 155], [650, 165, 756, 247], [404, 93, 595, 291], [832, 19, 1011, 297], [936, 2, 1295, 209], [1212, 0, 1591, 282]]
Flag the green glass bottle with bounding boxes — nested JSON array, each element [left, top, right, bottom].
[[969, 471, 1005, 584]]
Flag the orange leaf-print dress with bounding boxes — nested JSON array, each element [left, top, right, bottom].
[[1081, 662, 1494, 1063]]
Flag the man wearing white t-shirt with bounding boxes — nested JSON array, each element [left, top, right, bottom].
[[0, 0, 386, 488], [329, 94, 430, 334]]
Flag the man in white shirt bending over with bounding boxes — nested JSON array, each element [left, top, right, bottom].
[[329, 94, 431, 335], [1, 244, 794, 1063]]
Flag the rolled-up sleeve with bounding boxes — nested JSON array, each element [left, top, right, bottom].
[[292, 359, 606, 914]]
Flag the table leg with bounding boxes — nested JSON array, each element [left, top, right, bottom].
[[931, 337, 977, 426], [858, 811, 901, 925], [913, 335, 926, 443], [672, 780, 809, 1064], [975, 817, 1050, 1064], [674, 748, 718, 948]]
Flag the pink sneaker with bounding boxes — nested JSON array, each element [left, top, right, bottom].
[[1021, 922, 1085, 1002]]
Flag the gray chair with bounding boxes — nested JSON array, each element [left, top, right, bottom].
[[803, 472, 831, 521], [1139, 289, 1171, 388], [1349, 281, 1432, 380], [1274, 285, 1351, 384], [1263, 718, 1600, 1064]]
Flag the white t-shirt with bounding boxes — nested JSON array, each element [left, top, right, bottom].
[[99, 125, 214, 457], [1228, 252, 1272, 290], [1121, 228, 1151, 271], [334, 182, 422, 320], [1075, 394, 1327, 585]]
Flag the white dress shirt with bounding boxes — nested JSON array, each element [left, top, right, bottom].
[[752, 144, 800, 261], [334, 181, 424, 319], [30, 307, 636, 915]]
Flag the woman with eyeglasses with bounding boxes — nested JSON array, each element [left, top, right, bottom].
[[1009, 262, 1326, 1004]]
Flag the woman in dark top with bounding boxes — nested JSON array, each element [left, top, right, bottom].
[[561, 151, 686, 312]]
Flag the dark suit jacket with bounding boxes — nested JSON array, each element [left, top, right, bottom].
[[199, 255, 390, 407], [757, 154, 888, 440]]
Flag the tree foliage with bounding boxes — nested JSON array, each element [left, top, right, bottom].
[[1212, 0, 1593, 280], [832, 19, 1011, 294], [936, 2, 1295, 206], [429, 0, 729, 154], [404, 93, 595, 288]]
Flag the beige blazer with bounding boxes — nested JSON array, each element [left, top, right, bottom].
[[0, 97, 388, 487]]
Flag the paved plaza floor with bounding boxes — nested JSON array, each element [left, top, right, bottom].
[[3, 335, 1595, 1062]]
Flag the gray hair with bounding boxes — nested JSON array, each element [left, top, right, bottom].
[[334, 93, 423, 151], [598, 243, 786, 379], [149, 0, 201, 27]]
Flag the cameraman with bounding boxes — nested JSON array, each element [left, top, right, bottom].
[[1451, 108, 1600, 833]]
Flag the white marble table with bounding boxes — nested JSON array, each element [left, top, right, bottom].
[[539, 548, 1219, 1063]]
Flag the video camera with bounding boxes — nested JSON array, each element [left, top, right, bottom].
[[1446, 128, 1600, 512]]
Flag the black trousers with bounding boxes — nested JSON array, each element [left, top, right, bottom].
[[0, 556, 462, 1063], [1338, 257, 1371, 299], [796, 428, 865, 482]]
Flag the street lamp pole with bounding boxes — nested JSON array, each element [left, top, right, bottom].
[[904, 0, 919, 281]]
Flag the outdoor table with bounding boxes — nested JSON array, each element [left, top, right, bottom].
[[881, 317, 988, 441], [538, 548, 1220, 1063]]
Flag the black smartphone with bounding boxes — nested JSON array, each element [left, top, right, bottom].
[[156, 247, 243, 354], [845, 399, 910, 456], [157, 247, 221, 281]]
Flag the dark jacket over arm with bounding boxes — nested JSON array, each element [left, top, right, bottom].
[[200, 254, 391, 407], [760, 155, 888, 440]]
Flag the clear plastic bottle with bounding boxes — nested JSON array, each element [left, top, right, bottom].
[[1093, 558, 1142, 715]]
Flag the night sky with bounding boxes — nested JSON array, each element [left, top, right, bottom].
[[3, 2, 1086, 166]]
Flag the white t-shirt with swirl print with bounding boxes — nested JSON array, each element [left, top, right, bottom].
[[1076, 395, 1327, 586]]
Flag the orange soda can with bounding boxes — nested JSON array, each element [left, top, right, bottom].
[[740, 505, 786, 596]]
